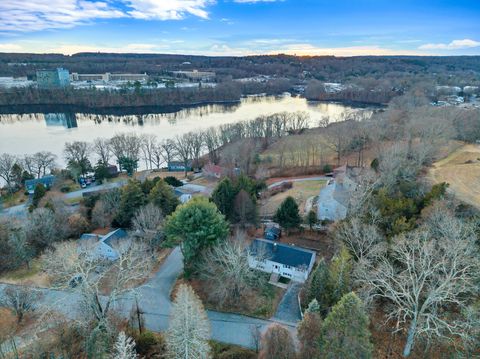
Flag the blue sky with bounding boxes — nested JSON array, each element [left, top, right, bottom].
[[0, 0, 479, 56]]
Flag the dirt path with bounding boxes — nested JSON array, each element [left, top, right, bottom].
[[427, 143, 480, 208]]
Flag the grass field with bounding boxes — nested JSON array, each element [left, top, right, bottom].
[[428, 143, 480, 209], [260, 179, 326, 217]]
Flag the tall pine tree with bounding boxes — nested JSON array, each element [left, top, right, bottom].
[[320, 292, 373, 359]]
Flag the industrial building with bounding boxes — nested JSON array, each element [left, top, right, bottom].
[[36, 68, 70, 88]]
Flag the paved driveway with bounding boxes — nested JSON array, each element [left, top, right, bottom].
[[272, 283, 302, 324], [0, 247, 296, 349]]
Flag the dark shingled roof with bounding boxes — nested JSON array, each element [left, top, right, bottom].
[[249, 239, 315, 268]]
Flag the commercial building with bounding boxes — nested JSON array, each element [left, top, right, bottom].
[[70, 72, 149, 82], [171, 70, 216, 82], [36, 68, 70, 88]]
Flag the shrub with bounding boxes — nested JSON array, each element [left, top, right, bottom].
[[164, 176, 184, 187], [323, 164, 333, 173]]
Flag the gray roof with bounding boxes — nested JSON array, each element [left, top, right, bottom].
[[25, 176, 56, 188], [249, 239, 315, 268]]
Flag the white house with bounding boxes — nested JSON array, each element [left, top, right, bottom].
[[248, 239, 316, 283], [79, 229, 129, 261]]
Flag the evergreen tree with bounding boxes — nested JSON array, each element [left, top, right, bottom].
[[148, 179, 179, 215], [274, 196, 301, 232], [306, 298, 321, 313], [233, 189, 257, 226], [320, 292, 373, 359], [111, 332, 138, 359], [307, 209, 317, 229], [211, 177, 235, 220], [114, 180, 146, 227], [166, 284, 211, 359], [329, 246, 353, 304], [32, 183, 47, 208], [165, 197, 229, 276], [306, 259, 333, 315]]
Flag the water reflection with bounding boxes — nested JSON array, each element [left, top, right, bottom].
[[45, 113, 78, 129], [0, 96, 373, 167]]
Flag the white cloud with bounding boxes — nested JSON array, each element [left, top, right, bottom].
[[46, 43, 167, 55], [0, 43, 23, 51], [125, 0, 214, 20], [0, 0, 215, 32], [419, 39, 480, 50], [234, 0, 281, 3], [267, 43, 424, 56]]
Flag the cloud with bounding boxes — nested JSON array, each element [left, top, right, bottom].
[[233, 0, 281, 3], [267, 43, 424, 56], [46, 43, 167, 55], [0, 0, 215, 32], [125, 0, 213, 20], [0, 43, 23, 51], [419, 39, 480, 50]]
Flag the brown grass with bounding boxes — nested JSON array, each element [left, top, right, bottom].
[[260, 179, 326, 217], [427, 143, 480, 208]]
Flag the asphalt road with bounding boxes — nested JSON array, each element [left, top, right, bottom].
[[0, 247, 296, 349]]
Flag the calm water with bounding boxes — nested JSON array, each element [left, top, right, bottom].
[[0, 95, 367, 167]]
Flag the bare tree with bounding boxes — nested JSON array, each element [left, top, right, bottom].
[[140, 134, 157, 170], [0, 153, 17, 192], [64, 142, 89, 164], [166, 284, 211, 359], [174, 134, 193, 177], [359, 212, 480, 357], [335, 217, 385, 263], [25, 207, 58, 251], [0, 286, 40, 323], [203, 127, 221, 164], [111, 331, 138, 359], [159, 139, 177, 165], [132, 203, 164, 250], [26, 151, 57, 178], [200, 234, 263, 306], [92, 138, 112, 165], [260, 324, 296, 359], [43, 240, 152, 324]]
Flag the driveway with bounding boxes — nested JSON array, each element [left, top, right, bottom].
[[272, 283, 302, 324], [0, 247, 296, 349], [64, 180, 127, 199], [268, 176, 329, 189]]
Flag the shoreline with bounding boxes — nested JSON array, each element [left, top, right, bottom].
[[0, 96, 385, 115]]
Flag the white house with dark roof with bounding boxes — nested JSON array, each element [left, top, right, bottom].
[[248, 238, 316, 283]]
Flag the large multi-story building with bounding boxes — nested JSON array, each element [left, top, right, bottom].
[[36, 68, 70, 88], [70, 72, 149, 82], [170, 70, 216, 82]]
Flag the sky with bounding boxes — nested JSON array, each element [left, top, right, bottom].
[[0, 0, 479, 56]]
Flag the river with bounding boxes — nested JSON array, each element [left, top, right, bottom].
[[0, 95, 371, 167]]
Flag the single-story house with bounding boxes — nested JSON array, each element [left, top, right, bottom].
[[78, 228, 128, 261], [168, 161, 192, 172], [248, 238, 316, 283], [317, 180, 348, 222], [25, 175, 56, 194]]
